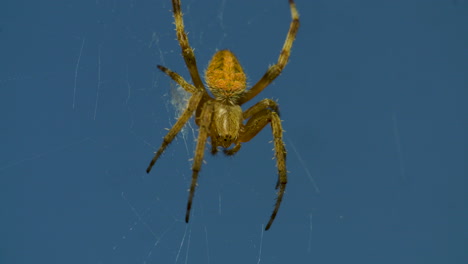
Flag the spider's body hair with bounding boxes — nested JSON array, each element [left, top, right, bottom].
[[205, 50, 246, 105]]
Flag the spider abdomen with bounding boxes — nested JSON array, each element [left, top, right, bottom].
[[205, 50, 246, 102]]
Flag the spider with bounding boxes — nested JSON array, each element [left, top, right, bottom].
[[147, 0, 299, 230]]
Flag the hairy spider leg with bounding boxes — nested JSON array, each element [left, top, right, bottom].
[[172, 0, 205, 90], [223, 99, 280, 156], [186, 101, 214, 222], [238, 0, 300, 105], [239, 106, 287, 230], [157, 65, 197, 93], [146, 91, 204, 173]]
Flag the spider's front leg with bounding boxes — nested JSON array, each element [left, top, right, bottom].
[[186, 101, 214, 223], [146, 91, 203, 173], [222, 99, 280, 156], [238, 99, 287, 230]]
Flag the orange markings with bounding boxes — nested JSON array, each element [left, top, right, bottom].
[[205, 50, 246, 96]]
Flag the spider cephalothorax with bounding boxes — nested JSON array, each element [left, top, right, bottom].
[[146, 0, 299, 230]]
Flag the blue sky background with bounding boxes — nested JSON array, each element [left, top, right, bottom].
[[1, 0, 467, 263]]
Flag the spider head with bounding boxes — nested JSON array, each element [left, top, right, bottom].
[[213, 104, 243, 148], [205, 50, 246, 104]]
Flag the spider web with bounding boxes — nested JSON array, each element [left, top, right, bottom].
[[3, 0, 467, 263], [108, 2, 319, 263], [0, 1, 320, 264], [167, 81, 197, 161]]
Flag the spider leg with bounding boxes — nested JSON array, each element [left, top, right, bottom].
[[243, 98, 280, 119], [171, 0, 205, 90], [223, 143, 241, 156], [157, 65, 197, 93], [210, 137, 219, 155], [239, 107, 287, 231], [186, 101, 214, 222], [238, 98, 280, 158], [146, 91, 204, 173], [238, 0, 299, 105]]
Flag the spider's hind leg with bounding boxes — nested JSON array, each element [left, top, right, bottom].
[[157, 65, 198, 93]]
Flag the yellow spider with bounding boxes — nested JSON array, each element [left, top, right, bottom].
[[147, 0, 299, 230]]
